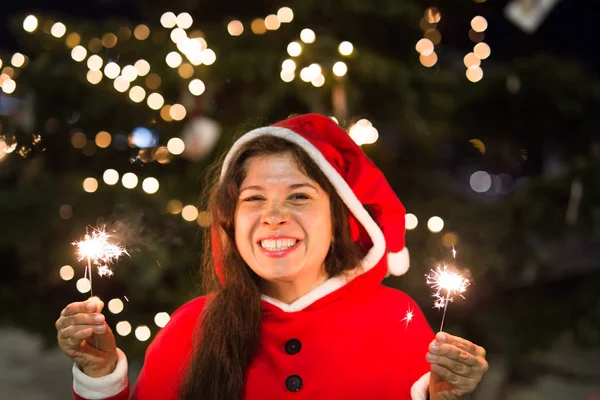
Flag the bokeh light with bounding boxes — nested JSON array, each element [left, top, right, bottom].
[[95, 131, 111, 148], [51, 22, 67, 38], [147, 93, 165, 110], [265, 15, 281, 30], [470, 171, 492, 193], [116, 321, 132, 336], [287, 42, 302, 57], [405, 213, 419, 230], [167, 138, 185, 155], [169, 104, 187, 121], [142, 177, 160, 194], [471, 16, 488, 32], [108, 298, 124, 314], [23, 15, 38, 33], [76, 278, 91, 293], [189, 79, 205, 96], [59, 265, 75, 281], [135, 325, 151, 341], [182, 205, 199, 221], [176, 13, 193, 29], [103, 169, 119, 185], [427, 216, 444, 233], [300, 29, 316, 44], [466, 66, 484, 82], [154, 312, 171, 328], [83, 177, 98, 193], [227, 20, 244, 36], [167, 200, 183, 214], [160, 12, 177, 28], [338, 41, 354, 56], [122, 172, 138, 189], [332, 61, 347, 77], [474, 42, 491, 60], [277, 7, 294, 23]]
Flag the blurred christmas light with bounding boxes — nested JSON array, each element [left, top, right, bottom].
[[103, 169, 119, 185], [182, 205, 199, 221], [160, 12, 177, 28], [59, 205, 73, 220], [200, 49, 216, 65], [116, 321, 132, 336], [416, 38, 434, 56], [11, 53, 25, 68], [113, 77, 130, 92], [51, 22, 67, 38], [311, 74, 325, 87], [277, 7, 294, 23], [108, 298, 124, 314], [166, 51, 183, 68], [178, 63, 194, 79], [348, 119, 379, 146], [189, 79, 205, 96], [197, 211, 212, 227], [470, 171, 492, 192], [71, 45, 87, 62], [427, 216, 444, 233], [76, 278, 91, 293], [425, 7, 442, 23], [169, 104, 187, 121], [425, 29, 442, 45], [463, 53, 480, 68], [147, 93, 165, 110], [227, 20, 244, 36], [176, 13, 193, 29], [251, 19, 267, 35], [154, 312, 170, 328], [474, 42, 491, 59], [23, 15, 38, 33], [95, 131, 111, 148], [287, 42, 302, 57], [142, 177, 160, 194], [300, 29, 316, 44], [130, 127, 156, 147], [160, 105, 173, 121], [419, 52, 438, 68], [471, 16, 488, 32], [59, 265, 75, 281], [104, 62, 120, 79], [280, 70, 294, 82], [405, 213, 418, 230], [338, 41, 354, 56], [87, 55, 103, 71], [1, 79, 16, 94], [86, 70, 102, 85], [282, 59, 296, 72], [332, 61, 347, 77], [134, 59, 151, 76], [83, 177, 99, 193], [155, 146, 172, 164], [102, 33, 118, 48], [71, 132, 87, 149], [170, 28, 187, 44], [265, 14, 281, 30], [167, 138, 185, 155], [88, 38, 103, 53], [128, 86, 146, 103], [145, 73, 161, 89], [466, 66, 483, 82], [135, 326, 151, 341], [121, 65, 139, 82], [122, 173, 138, 189], [167, 200, 183, 214], [134, 24, 150, 40]]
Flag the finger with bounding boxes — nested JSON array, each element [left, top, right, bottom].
[[56, 313, 105, 330], [427, 353, 473, 378], [58, 324, 107, 341], [61, 298, 104, 317], [431, 363, 477, 391], [436, 332, 483, 357], [429, 342, 480, 367]]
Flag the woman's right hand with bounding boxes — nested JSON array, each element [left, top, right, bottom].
[[56, 297, 118, 378]]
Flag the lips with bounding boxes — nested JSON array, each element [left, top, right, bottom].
[[256, 236, 302, 258]]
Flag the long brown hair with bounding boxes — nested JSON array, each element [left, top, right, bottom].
[[179, 135, 364, 400]]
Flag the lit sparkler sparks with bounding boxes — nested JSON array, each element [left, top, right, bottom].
[[426, 264, 470, 332], [401, 307, 414, 329]]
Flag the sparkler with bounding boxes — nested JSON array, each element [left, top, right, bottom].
[[401, 307, 414, 329], [426, 249, 470, 332]]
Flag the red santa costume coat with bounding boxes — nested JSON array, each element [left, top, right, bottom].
[[71, 114, 435, 399]]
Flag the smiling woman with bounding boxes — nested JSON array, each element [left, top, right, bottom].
[[57, 114, 488, 400]]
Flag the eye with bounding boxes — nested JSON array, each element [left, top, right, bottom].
[[244, 195, 265, 202], [289, 193, 310, 200]]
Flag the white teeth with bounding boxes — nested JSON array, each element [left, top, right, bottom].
[[260, 238, 298, 251]]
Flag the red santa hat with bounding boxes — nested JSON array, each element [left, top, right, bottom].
[[219, 113, 410, 277]]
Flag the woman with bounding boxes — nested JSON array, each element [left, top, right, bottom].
[[56, 114, 488, 400]]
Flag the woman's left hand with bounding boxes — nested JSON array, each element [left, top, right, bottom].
[[427, 332, 488, 400]]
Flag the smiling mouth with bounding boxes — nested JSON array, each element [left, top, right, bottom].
[[258, 238, 300, 251]]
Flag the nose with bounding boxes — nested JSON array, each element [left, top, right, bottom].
[[261, 204, 290, 227]]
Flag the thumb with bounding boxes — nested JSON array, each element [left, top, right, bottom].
[[87, 297, 105, 313]]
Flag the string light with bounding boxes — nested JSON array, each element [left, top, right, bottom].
[[95, 131, 112, 148], [176, 13, 193, 29], [121, 65, 139, 82], [122, 172, 139, 189], [471, 16, 488, 32], [170, 28, 187, 43], [154, 312, 170, 328], [23, 15, 38, 33], [113, 77, 130, 92], [103, 169, 119, 185], [280, 70, 294, 82], [135, 326, 151, 341], [51, 22, 67, 38], [251, 19, 267, 35], [87, 55, 103, 71], [265, 15, 281, 30], [147, 93, 165, 110], [287, 42, 302, 57], [134, 24, 150, 40], [108, 298, 124, 314], [419, 52, 438, 68], [338, 41, 354, 56], [1, 79, 16, 94], [188, 79, 205, 96], [427, 216, 444, 233], [59, 265, 75, 281], [311, 74, 325, 87], [200, 49, 216, 65], [116, 321, 132, 336], [104, 62, 120, 79], [227, 20, 244, 36], [405, 213, 419, 230], [466, 66, 483, 82], [83, 177, 99, 193], [142, 177, 160, 194], [71, 46, 87, 62], [167, 200, 183, 214], [167, 138, 185, 155], [86, 70, 103, 85], [332, 61, 347, 77], [182, 205, 199, 221], [474, 42, 491, 59], [134, 59, 151, 76], [415, 38, 434, 56], [300, 29, 316, 44], [160, 12, 177, 28], [277, 7, 294, 23], [11, 53, 25, 68], [463, 53, 480, 68], [169, 104, 187, 121]]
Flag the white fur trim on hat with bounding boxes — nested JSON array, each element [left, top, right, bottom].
[[221, 126, 386, 274], [387, 247, 410, 276]]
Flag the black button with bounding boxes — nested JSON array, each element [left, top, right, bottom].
[[285, 338, 301, 355], [285, 374, 302, 392]]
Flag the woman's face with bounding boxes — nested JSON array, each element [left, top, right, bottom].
[[234, 152, 332, 287]]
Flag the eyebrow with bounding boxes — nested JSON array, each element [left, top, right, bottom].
[[240, 183, 318, 192]]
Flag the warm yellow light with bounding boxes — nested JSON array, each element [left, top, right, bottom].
[[300, 29, 316, 44], [182, 205, 199, 221], [83, 177, 99, 193], [146, 93, 164, 110], [177, 13, 193, 29], [95, 131, 112, 148], [424, 7, 442, 24], [338, 41, 353, 56], [287, 42, 302, 57], [160, 12, 177, 28], [170, 28, 187, 43], [227, 20, 244, 36], [251, 19, 267, 35], [134, 24, 150, 40], [23, 15, 38, 33], [103, 169, 119, 185], [200, 49, 216, 65], [189, 79, 205, 96], [280, 70, 294, 82], [87, 55, 103, 71], [405, 213, 418, 230], [466, 66, 483, 82], [1, 79, 16, 94], [425, 28, 442, 45], [122, 172, 138, 189], [76, 278, 91, 293], [86, 70, 103, 85], [104, 62, 120, 79], [142, 177, 160, 194], [108, 298, 124, 314], [282, 59, 296, 72], [311, 74, 325, 87], [88, 38, 103, 53], [167, 199, 183, 214], [160, 105, 173, 121], [463, 52, 480, 68], [67, 34, 82, 48], [59, 265, 75, 281], [102, 33, 118, 48], [116, 321, 131, 336], [51, 22, 67, 38], [113, 77, 130, 92], [419, 51, 438, 68], [165, 52, 182, 68], [300, 67, 312, 82], [169, 104, 187, 121], [71, 132, 87, 149], [416, 38, 434, 56], [135, 326, 151, 341], [197, 211, 211, 227], [178, 63, 194, 78], [332, 61, 347, 77], [167, 138, 185, 155], [427, 216, 444, 233], [121, 65, 139, 82], [265, 14, 281, 30], [145, 73, 161, 89], [471, 16, 488, 33], [134, 59, 151, 76], [474, 42, 491, 60], [277, 7, 294, 23], [71, 46, 87, 62], [11, 53, 25, 68], [154, 312, 171, 328]]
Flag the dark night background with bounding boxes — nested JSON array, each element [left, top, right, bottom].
[[0, 0, 599, 399]]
